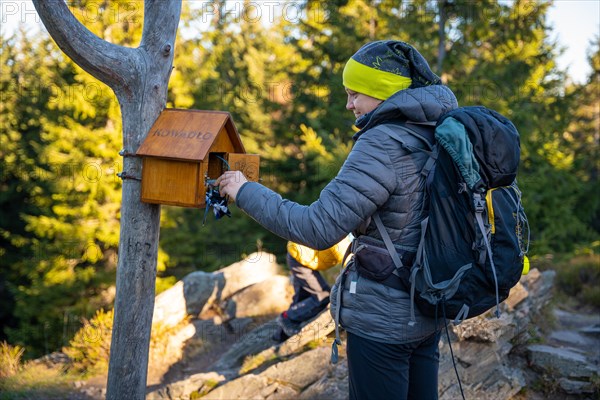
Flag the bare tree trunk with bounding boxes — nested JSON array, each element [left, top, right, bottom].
[[32, 1, 182, 399], [369, 0, 376, 40], [437, 0, 448, 77]]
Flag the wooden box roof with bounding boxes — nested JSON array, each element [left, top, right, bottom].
[[136, 109, 245, 161]]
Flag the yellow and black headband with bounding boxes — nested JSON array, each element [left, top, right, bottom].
[[343, 40, 441, 100]]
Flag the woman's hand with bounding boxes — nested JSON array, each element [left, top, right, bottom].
[[214, 170, 248, 202]]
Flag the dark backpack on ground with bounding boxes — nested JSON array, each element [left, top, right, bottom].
[[376, 106, 530, 324]]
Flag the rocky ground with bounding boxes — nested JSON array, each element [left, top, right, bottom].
[[516, 306, 600, 399], [44, 253, 599, 400]]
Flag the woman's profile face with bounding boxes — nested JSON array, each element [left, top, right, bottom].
[[345, 88, 382, 119]]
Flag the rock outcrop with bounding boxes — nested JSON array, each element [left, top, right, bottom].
[[437, 268, 556, 400], [34, 250, 599, 400], [211, 309, 334, 374], [145, 266, 599, 400], [100, 255, 600, 400], [152, 252, 282, 329], [147, 252, 292, 384], [527, 308, 600, 396]]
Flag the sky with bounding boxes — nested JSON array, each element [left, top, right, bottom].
[[1, 0, 598, 84], [546, 0, 599, 83]]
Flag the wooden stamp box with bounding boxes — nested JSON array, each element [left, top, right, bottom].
[[136, 109, 259, 208]]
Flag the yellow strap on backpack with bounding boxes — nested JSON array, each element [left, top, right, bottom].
[[486, 188, 496, 234], [287, 236, 352, 271], [522, 255, 530, 275], [487, 187, 529, 275]]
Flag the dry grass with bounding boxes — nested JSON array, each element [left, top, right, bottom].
[[0, 342, 76, 400], [0, 342, 25, 379]]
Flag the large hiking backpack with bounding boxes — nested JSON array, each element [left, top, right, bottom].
[[376, 106, 530, 323]]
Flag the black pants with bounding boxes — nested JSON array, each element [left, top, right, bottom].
[[285, 253, 331, 322], [347, 330, 441, 400]]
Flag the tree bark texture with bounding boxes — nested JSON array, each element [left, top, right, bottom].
[[32, 1, 182, 399], [437, 0, 448, 76]]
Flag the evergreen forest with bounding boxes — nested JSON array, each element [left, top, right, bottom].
[[1, 0, 598, 360]]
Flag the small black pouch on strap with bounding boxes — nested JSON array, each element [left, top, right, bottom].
[[353, 236, 414, 282]]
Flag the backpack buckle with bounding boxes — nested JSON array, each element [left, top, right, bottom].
[[473, 193, 486, 213]]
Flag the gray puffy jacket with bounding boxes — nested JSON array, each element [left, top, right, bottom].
[[236, 84, 458, 343]]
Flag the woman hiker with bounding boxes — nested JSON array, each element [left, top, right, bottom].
[[215, 40, 458, 400]]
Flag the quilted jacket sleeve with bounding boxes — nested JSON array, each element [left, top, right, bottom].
[[235, 128, 398, 250]]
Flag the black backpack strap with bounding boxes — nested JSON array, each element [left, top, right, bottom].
[[473, 192, 501, 318], [403, 121, 436, 149], [373, 213, 404, 270], [376, 123, 434, 154], [373, 212, 418, 326], [377, 123, 439, 216], [376, 123, 438, 179], [331, 260, 349, 364]]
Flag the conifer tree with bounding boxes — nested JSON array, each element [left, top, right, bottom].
[[279, 0, 591, 253], [0, 28, 120, 355], [559, 39, 600, 246], [31, 1, 181, 396], [160, 0, 300, 267], [2, 0, 597, 364]]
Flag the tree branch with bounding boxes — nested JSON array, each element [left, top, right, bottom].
[[141, 0, 182, 53], [32, 0, 137, 91]]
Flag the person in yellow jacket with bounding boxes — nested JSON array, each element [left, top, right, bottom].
[[274, 236, 352, 342]]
